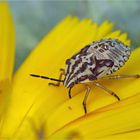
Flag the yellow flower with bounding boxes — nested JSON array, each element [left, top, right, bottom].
[[0, 2, 140, 140], [0, 2, 15, 132]]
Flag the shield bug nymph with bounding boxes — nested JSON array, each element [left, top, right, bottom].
[[30, 38, 140, 114]]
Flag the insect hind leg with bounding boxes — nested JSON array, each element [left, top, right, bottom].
[[93, 82, 120, 101], [48, 68, 65, 86], [102, 74, 140, 80]]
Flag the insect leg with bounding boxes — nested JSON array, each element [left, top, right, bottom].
[[93, 82, 120, 101], [102, 74, 140, 80], [82, 84, 91, 114], [48, 68, 65, 86], [68, 87, 72, 99]]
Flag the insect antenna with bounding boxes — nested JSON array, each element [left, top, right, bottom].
[[30, 74, 64, 82]]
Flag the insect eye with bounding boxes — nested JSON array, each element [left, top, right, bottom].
[[66, 59, 70, 65]]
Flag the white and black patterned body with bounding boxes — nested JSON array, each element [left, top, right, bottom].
[[64, 38, 131, 88]]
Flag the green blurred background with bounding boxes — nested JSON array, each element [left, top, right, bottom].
[[9, 0, 140, 70]]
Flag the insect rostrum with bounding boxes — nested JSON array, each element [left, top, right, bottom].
[[30, 38, 139, 114]]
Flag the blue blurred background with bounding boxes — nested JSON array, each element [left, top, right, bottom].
[[9, 0, 140, 69]]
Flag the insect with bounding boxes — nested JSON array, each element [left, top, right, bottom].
[[30, 38, 139, 114]]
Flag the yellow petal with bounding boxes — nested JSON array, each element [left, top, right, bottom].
[[1, 16, 133, 139], [96, 20, 113, 40], [48, 92, 140, 139], [0, 2, 15, 81], [0, 2, 15, 132], [105, 30, 121, 38], [105, 30, 131, 46], [100, 130, 140, 140]]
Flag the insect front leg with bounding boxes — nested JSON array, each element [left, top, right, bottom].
[[48, 68, 65, 86], [68, 87, 72, 99], [82, 84, 91, 114], [93, 82, 120, 101], [102, 74, 140, 80]]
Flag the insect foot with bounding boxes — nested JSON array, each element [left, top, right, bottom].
[[68, 87, 72, 99], [83, 102, 87, 114], [111, 92, 120, 101]]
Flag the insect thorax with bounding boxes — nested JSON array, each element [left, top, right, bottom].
[[64, 38, 131, 88]]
